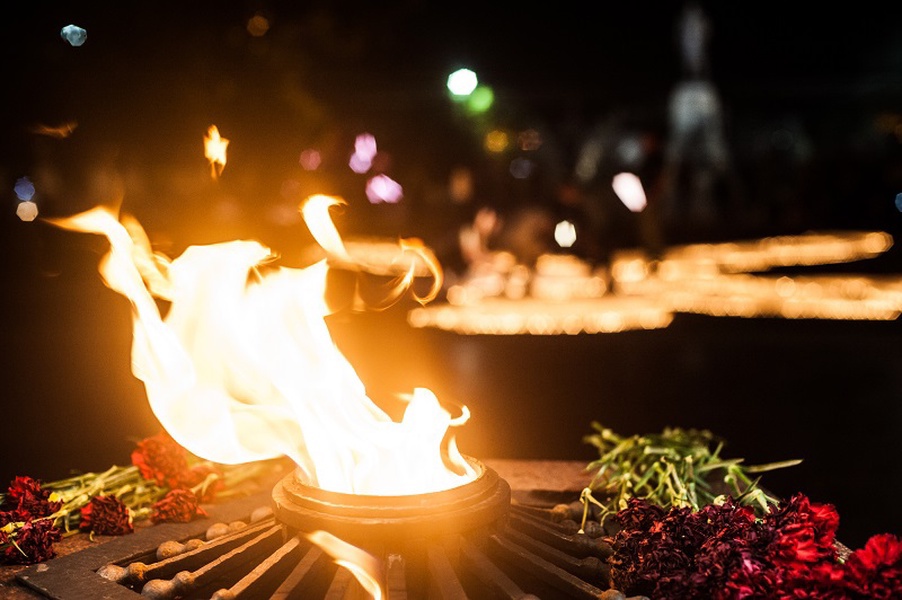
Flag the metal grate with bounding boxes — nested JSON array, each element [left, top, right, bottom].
[[15, 484, 644, 600]]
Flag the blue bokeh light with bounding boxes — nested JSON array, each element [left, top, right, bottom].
[[60, 24, 87, 47], [14, 177, 35, 201]]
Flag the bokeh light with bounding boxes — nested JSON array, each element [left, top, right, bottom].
[[299, 149, 322, 171], [465, 86, 494, 114], [60, 24, 87, 47], [449, 168, 474, 203], [509, 157, 534, 180], [246, 13, 270, 37], [16, 201, 38, 222], [518, 129, 542, 151], [446, 68, 478, 97], [611, 172, 647, 212], [349, 133, 378, 173], [366, 174, 403, 204], [14, 177, 35, 201], [484, 130, 509, 153], [554, 220, 577, 248]]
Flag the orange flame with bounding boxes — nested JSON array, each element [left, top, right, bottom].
[[303, 194, 443, 309], [46, 196, 476, 495], [204, 125, 229, 179], [307, 531, 384, 600]]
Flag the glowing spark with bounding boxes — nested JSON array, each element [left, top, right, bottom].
[[30, 122, 78, 138], [204, 125, 229, 179]]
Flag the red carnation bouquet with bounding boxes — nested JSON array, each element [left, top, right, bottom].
[[609, 495, 902, 599], [581, 424, 901, 599], [0, 431, 275, 564]]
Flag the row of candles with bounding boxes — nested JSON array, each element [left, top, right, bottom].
[[408, 230, 902, 334]]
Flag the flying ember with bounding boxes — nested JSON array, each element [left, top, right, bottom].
[[204, 125, 229, 179], [47, 195, 477, 496]]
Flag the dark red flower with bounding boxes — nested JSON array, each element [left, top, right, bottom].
[[131, 432, 196, 489], [79, 496, 134, 536], [841, 533, 902, 599], [717, 550, 779, 600], [1, 518, 61, 565], [765, 493, 839, 567], [151, 489, 207, 524], [2, 476, 61, 519], [608, 494, 861, 599], [0, 507, 32, 526]]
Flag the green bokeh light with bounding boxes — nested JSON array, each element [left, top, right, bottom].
[[465, 86, 494, 114]]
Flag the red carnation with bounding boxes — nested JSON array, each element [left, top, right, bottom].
[[2, 476, 61, 519], [79, 496, 134, 536], [841, 533, 902, 599], [765, 493, 840, 567], [152, 489, 207, 524], [1, 518, 61, 565], [131, 433, 196, 489], [0, 507, 32, 526]]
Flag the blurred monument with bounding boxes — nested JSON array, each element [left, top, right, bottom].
[[659, 1, 735, 239]]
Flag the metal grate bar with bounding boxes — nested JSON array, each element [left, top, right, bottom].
[[385, 554, 407, 600], [426, 545, 468, 600], [486, 533, 607, 600], [509, 505, 583, 536], [211, 534, 306, 599], [140, 524, 285, 599], [458, 536, 528, 600], [270, 546, 328, 599], [17, 490, 273, 600], [500, 527, 608, 585], [506, 511, 612, 560], [107, 518, 279, 588]]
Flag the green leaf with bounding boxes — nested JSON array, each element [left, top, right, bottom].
[[746, 459, 803, 473]]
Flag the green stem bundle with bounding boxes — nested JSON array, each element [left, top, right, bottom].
[[582, 422, 802, 527]]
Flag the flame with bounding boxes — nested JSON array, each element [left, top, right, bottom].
[[46, 196, 476, 495], [302, 194, 354, 264], [307, 531, 384, 600], [204, 125, 229, 179], [304, 195, 443, 308]]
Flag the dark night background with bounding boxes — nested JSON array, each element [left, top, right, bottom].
[[1, 2, 901, 549]]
